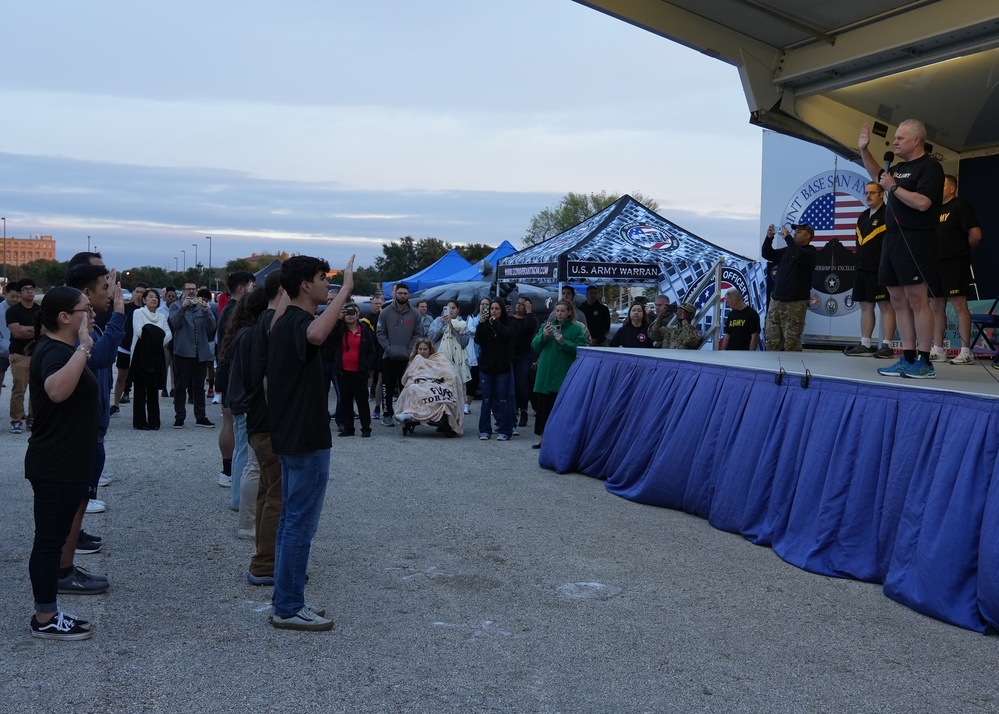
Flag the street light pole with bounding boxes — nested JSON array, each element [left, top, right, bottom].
[[192, 243, 198, 271], [205, 235, 212, 284], [1, 217, 6, 284], [181, 249, 186, 272], [174, 257, 178, 271]]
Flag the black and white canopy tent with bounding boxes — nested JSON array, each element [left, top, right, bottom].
[[496, 195, 767, 314]]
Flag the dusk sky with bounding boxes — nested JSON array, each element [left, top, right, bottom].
[[2, 0, 764, 274]]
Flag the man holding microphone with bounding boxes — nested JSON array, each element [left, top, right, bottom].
[[858, 119, 944, 379]]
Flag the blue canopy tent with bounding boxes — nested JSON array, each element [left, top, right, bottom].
[[436, 240, 518, 285], [382, 248, 472, 297]]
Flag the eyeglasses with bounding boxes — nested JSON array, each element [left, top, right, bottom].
[[71, 307, 95, 315]]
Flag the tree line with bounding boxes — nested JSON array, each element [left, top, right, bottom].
[[11, 191, 657, 294]]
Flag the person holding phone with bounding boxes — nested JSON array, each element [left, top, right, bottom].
[[530, 300, 587, 449], [329, 301, 376, 437]]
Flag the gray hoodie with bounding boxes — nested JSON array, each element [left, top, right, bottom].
[[375, 300, 424, 361]]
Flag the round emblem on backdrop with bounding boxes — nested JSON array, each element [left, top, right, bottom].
[[779, 169, 869, 251], [809, 294, 820, 310], [825, 297, 838, 315], [688, 267, 751, 313], [824, 273, 840, 293], [620, 222, 679, 251], [844, 295, 855, 310]]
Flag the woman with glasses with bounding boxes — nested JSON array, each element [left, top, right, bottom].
[[129, 289, 172, 429], [329, 302, 377, 437], [25, 287, 98, 640]]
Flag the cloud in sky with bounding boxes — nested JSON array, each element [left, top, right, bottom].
[[1, 0, 764, 272]]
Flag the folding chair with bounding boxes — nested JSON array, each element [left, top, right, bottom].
[[970, 297, 999, 354]]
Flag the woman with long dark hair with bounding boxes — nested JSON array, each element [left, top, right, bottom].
[[609, 302, 654, 348], [26, 286, 98, 640], [221, 288, 270, 523], [474, 299, 516, 441]]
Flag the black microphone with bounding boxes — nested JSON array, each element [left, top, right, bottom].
[[883, 151, 894, 173]]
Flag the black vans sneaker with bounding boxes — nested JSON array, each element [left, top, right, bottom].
[[30, 611, 93, 640]]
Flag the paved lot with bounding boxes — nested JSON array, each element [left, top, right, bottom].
[[1, 386, 997, 713]]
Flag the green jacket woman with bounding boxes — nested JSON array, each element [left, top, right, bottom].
[[530, 300, 587, 448]]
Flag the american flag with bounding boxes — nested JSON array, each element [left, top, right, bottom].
[[799, 190, 866, 250]]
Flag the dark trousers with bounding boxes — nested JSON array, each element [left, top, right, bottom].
[[173, 356, 207, 422], [338, 371, 371, 434], [322, 360, 342, 427], [380, 358, 408, 417], [534, 392, 559, 437], [29, 480, 88, 612], [132, 374, 161, 429], [512, 354, 532, 412]]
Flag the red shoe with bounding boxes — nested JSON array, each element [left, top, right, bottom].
[[207, 389, 215, 398]]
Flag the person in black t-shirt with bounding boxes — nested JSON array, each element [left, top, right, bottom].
[[6, 278, 40, 432], [25, 287, 99, 640], [112, 283, 146, 413], [721, 289, 761, 351], [859, 119, 945, 379], [580, 286, 611, 346], [245, 271, 284, 588], [929, 174, 981, 365], [265, 254, 354, 632]]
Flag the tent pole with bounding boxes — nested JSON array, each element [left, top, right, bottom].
[[711, 259, 725, 349]]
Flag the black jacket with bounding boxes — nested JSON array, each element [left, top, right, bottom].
[[474, 317, 514, 375], [329, 321, 377, 374], [762, 234, 817, 302], [130, 324, 167, 388]]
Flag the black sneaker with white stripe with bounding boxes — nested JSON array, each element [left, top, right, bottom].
[[30, 611, 93, 640]]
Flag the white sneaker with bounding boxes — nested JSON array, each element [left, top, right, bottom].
[[97, 475, 112, 487], [217, 472, 232, 488], [463, 404, 470, 415], [212, 394, 221, 404], [928, 346, 947, 362], [85, 499, 106, 514], [949, 348, 976, 365]]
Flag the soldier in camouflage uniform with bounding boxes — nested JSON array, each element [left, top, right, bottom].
[[660, 301, 702, 350]]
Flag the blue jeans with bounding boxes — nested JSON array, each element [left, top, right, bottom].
[[231, 414, 249, 510], [478, 371, 514, 437], [273, 449, 331, 617]]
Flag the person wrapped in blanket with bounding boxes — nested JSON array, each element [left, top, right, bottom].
[[392, 338, 465, 437]]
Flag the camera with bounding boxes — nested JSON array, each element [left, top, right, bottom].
[[190, 297, 203, 307], [344, 307, 358, 316]]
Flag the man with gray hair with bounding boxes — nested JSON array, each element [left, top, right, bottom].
[[859, 119, 945, 379]]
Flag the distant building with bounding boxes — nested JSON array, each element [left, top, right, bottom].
[[2, 234, 56, 267]]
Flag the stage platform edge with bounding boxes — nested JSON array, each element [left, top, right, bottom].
[[539, 347, 999, 633]]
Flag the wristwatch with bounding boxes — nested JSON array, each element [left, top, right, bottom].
[[889, 185, 899, 194]]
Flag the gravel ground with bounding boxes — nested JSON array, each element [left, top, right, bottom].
[[0, 388, 996, 714]]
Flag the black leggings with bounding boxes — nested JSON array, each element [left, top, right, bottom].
[[337, 371, 371, 433]]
